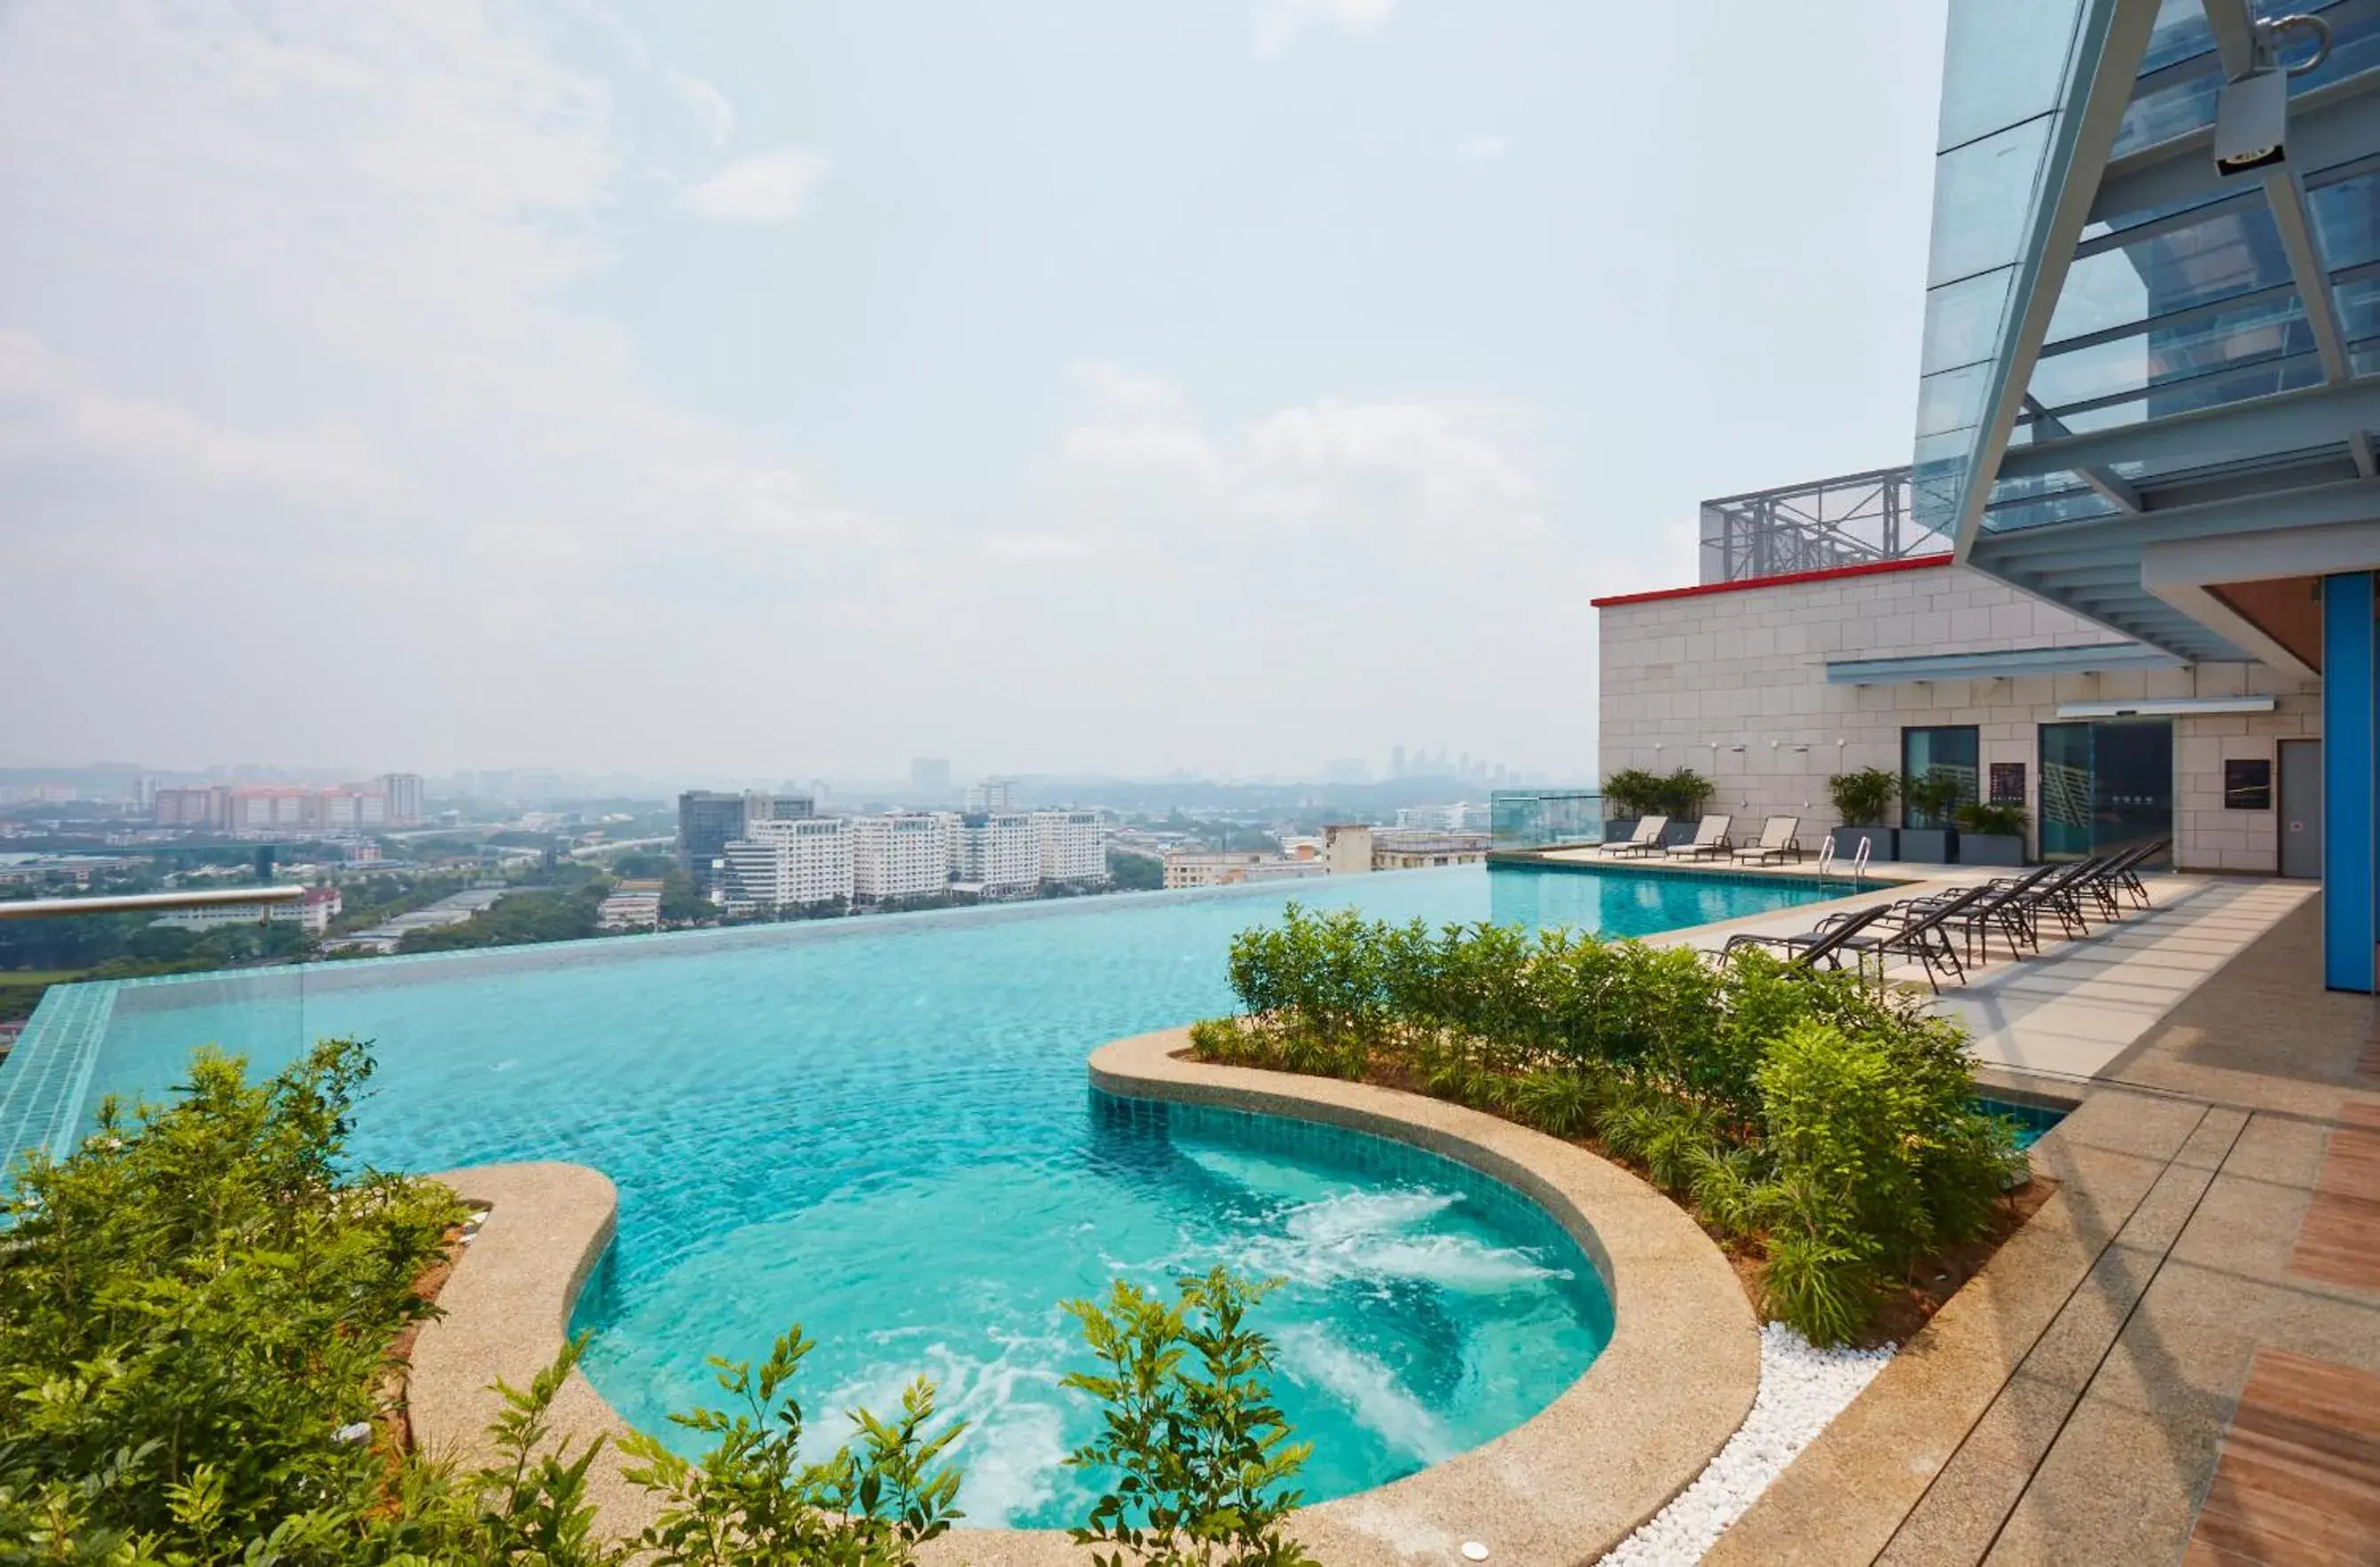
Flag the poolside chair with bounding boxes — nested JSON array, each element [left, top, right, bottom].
[[1664, 814, 1733, 860], [1731, 815, 1803, 866], [1833, 883, 2001, 993], [1931, 862, 2061, 962], [1719, 901, 1896, 974], [1598, 814, 1669, 858], [2089, 839, 2165, 912]]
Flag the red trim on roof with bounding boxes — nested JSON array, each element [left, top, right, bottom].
[[1590, 552, 1954, 608]]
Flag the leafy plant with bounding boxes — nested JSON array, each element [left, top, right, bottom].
[[1901, 772, 1966, 827], [0, 1039, 462, 1557], [620, 1328, 965, 1567], [1599, 768, 1665, 819], [1953, 801, 2030, 837], [1064, 1269, 1317, 1567], [1826, 767, 1898, 827], [1653, 767, 1716, 820]]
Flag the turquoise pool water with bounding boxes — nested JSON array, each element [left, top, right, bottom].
[[14, 864, 1841, 1525]]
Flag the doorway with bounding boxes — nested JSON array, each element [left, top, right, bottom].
[[2280, 738, 2322, 879], [2036, 718, 2175, 863]]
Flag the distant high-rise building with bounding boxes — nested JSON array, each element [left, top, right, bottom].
[[965, 779, 1017, 811], [747, 791, 816, 823], [853, 812, 950, 902], [1390, 746, 1407, 779], [1031, 811, 1106, 885], [910, 758, 953, 795], [380, 772, 425, 827], [948, 811, 1037, 892], [678, 791, 750, 896], [719, 817, 853, 911]]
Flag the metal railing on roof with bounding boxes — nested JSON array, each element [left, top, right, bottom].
[[1699, 465, 1944, 585]]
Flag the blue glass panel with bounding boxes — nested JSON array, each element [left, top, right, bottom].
[[2030, 294, 2313, 407], [2342, 276, 2380, 341], [1937, 0, 2087, 152], [2140, 0, 2215, 73], [1982, 489, 2121, 532], [2309, 169, 2380, 271], [2040, 352, 2324, 432], [2110, 71, 2219, 159], [2046, 203, 2291, 341], [1917, 364, 1992, 439], [1928, 115, 2061, 287], [1922, 267, 2018, 373], [1988, 466, 2090, 504]]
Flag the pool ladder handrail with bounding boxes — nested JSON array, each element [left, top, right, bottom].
[[1816, 834, 1872, 885]]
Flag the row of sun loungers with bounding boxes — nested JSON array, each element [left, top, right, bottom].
[[1598, 813, 1804, 865], [1716, 839, 2168, 994]]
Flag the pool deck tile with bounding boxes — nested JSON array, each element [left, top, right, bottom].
[[1712, 891, 2380, 1567]]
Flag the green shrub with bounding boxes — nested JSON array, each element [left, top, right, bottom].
[[1064, 1269, 1316, 1567], [1653, 767, 1715, 820], [1953, 801, 2030, 837], [621, 1330, 965, 1565], [0, 1039, 462, 1556], [1599, 768, 1666, 819], [1826, 768, 1899, 827]]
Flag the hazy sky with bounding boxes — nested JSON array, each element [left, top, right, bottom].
[[0, 0, 1948, 781]]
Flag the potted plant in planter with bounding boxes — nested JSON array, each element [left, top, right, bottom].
[[1899, 772, 1965, 864], [1600, 768, 1662, 844], [1953, 801, 2030, 866], [1826, 767, 1899, 863], [1655, 768, 1714, 846]]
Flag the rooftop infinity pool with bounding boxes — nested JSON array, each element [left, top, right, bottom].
[[4, 863, 1842, 1525]]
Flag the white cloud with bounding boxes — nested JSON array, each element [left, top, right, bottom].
[[1456, 133, 1510, 161], [677, 148, 829, 222], [1253, 0, 1397, 58], [1051, 362, 1542, 544], [664, 68, 734, 145]]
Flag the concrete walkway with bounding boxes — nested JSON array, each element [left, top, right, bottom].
[[1709, 895, 2380, 1566]]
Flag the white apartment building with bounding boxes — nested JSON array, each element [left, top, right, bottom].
[[719, 816, 855, 911], [949, 811, 1040, 893], [152, 885, 342, 934], [1032, 810, 1106, 885], [853, 812, 951, 902], [597, 881, 663, 930]]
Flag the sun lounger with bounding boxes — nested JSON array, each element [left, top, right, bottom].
[[1664, 814, 1733, 860], [1720, 901, 1895, 973], [1903, 863, 2061, 963], [1598, 814, 1669, 858], [1731, 815, 1802, 865], [1833, 883, 2000, 993]]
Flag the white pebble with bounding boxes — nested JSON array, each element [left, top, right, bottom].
[[1594, 1322, 1892, 1566]]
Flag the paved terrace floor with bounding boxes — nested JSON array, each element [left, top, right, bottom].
[[1663, 881, 2380, 1566]]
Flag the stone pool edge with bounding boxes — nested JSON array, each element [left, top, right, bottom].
[[409, 1029, 1762, 1567]]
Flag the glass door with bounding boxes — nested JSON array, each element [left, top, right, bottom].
[[2035, 720, 2174, 862]]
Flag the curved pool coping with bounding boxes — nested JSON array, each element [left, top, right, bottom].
[[410, 1028, 1760, 1566]]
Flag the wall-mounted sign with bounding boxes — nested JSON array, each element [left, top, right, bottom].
[[2225, 758, 2273, 811], [1989, 763, 2027, 804]]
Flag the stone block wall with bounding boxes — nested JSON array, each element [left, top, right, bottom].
[[1596, 560, 2320, 874]]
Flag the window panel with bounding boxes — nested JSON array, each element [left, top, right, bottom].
[[1981, 490, 2121, 534], [1917, 364, 1992, 439], [2309, 169, 2380, 271], [2030, 294, 2313, 407], [1937, 0, 2088, 151], [1928, 115, 2060, 288], [2038, 352, 2324, 433], [1922, 266, 2017, 373], [2045, 202, 2291, 341]]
